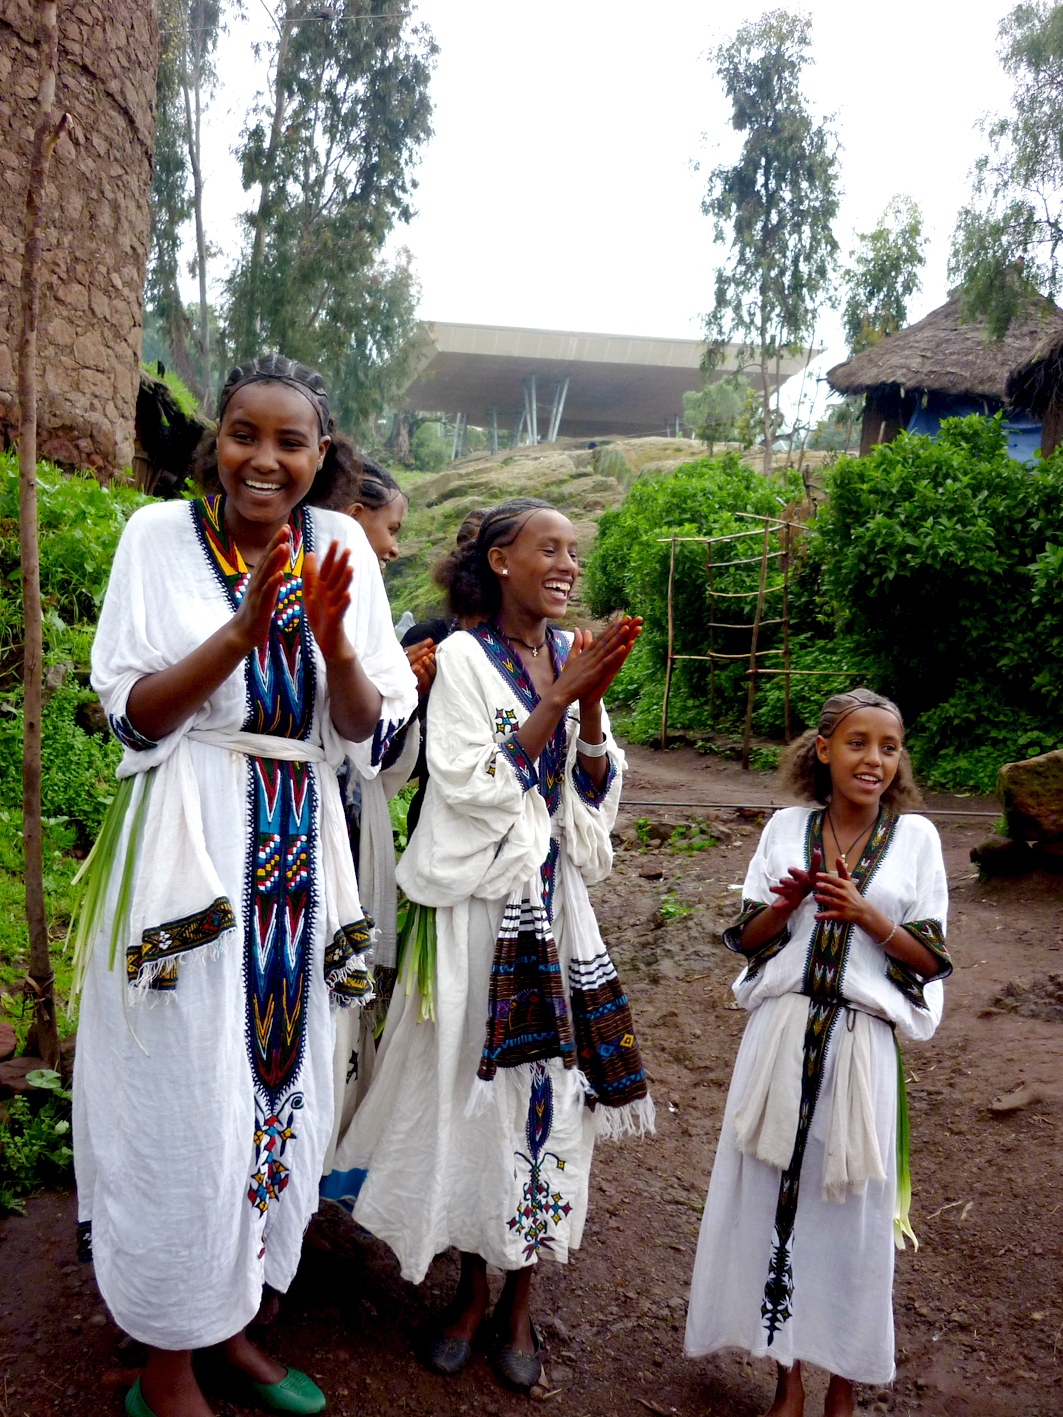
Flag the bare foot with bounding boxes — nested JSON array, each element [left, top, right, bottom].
[[824, 1374, 856, 1417], [765, 1359, 804, 1417], [220, 1330, 287, 1386]]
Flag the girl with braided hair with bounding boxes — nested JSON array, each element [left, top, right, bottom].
[[330, 499, 654, 1393], [72, 355, 417, 1417], [684, 688, 951, 1417]]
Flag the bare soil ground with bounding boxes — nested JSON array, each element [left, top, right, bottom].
[[3, 745, 1062, 1417]]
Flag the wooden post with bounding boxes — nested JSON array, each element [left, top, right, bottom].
[[17, 0, 67, 1069], [782, 528, 791, 743], [707, 542, 715, 726], [660, 536, 676, 749], [741, 517, 771, 771]]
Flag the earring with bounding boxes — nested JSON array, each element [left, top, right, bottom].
[[501, 568, 509, 576]]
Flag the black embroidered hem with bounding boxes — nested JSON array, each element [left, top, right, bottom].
[[572, 755, 616, 808], [127, 896, 236, 991], [76, 1220, 93, 1263], [501, 734, 539, 793], [886, 918, 951, 1007], [325, 917, 375, 1004], [722, 899, 791, 979], [371, 717, 403, 767], [108, 712, 158, 752]]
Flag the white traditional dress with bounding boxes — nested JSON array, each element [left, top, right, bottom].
[[684, 806, 950, 1384], [329, 623, 649, 1283], [72, 495, 416, 1351]]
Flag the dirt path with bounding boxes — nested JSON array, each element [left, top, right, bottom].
[[3, 746, 1062, 1417]]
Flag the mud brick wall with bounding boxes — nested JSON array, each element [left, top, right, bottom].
[[0, 1, 157, 472]]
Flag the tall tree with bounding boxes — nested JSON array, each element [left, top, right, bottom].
[[841, 195, 927, 354], [950, 1, 1063, 335], [226, 0, 436, 438], [18, 0, 68, 1069], [701, 10, 840, 474], [178, 0, 222, 399], [146, 1, 200, 393]]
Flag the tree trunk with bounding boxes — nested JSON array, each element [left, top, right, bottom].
[[18, 0, 66, 1070], [386, 408, 413, 463], [182, 25, 211, 401], [760, 345, 772, 477], [246, 1, 295, 344]]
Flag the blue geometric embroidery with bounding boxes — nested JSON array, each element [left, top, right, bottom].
[[507, 1061, 572, 1260], [108, 712, 158, 752], [495, 707, 518, 734]]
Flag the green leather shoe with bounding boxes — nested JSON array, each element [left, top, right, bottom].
[[251, 1366, 326, 1414], [124, 1380, 157, 1417]]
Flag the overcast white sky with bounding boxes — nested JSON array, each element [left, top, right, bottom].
[[194, 0, 1016, 417]]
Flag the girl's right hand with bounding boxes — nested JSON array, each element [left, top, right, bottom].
[[768, 849, 823, 912], [230, 526, 292, 652], [553, 617, 641, 706]]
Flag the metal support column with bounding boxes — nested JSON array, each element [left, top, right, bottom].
[[546, 376, 570, 443], [487, 405, 499, 455], [511, 409, 525, 448], [450, 412, 466, 461], [522, 375, 538, 445]]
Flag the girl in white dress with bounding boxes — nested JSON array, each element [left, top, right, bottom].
[[72, 355, 417, 1417], [334, 499, 653, 1392], [684, 688, 950, 1417]]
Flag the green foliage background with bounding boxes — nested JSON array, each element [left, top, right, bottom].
[[585, 418, 1063, 793]]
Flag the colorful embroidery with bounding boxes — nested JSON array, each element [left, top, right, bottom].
[[127, 896, 237, 992], [108, 712, 158, 752], [722, 898, 791, 982], [478, 897, 574, 1081], [495, 708, 518, 733], [468, 623, 569, 816], [759, 807, 899, 1345], [324, 917, 375, 1005], [501, 734, 538, 793], [371, 717, 403, 767], [572, 756, 615, 808], [191, 495, 320, 1223], [568, 949, 648, 1109], [507, 1063, 573, 1260], [885, 918, 951, 1007]]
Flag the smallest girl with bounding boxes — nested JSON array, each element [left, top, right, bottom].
[[685, 688, 950, 1417]]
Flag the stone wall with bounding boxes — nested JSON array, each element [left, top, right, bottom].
[[0, 1, 157, 472]]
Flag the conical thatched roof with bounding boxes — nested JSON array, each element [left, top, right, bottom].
[[1006, 327, 1063, 414], [827, 294, 1063, 402]]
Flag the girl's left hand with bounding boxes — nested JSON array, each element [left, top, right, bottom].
[[813, 857, 867, 924], [304, 540, 354, 662], [574, 617, 643, 706], [405, 638, 436, 695]]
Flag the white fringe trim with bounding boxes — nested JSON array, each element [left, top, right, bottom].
[[593, 1091, 657, 1142], [124, 927, 236, 1007], [464, 1074, 496, 1119], [326, 945, 376, 1011]]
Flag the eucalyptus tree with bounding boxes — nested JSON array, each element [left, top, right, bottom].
[[701, 10, 840, 474], [179, 0, 222, 398], [226, 0, 436, 438], [842, 196, 927, 354], [951, 1, 1063, 334]]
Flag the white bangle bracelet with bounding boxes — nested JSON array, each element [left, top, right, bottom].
[[878, 921, 898, 948], [576, 736, 609, 758]]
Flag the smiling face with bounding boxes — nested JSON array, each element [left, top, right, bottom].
[[216, 382, 330, 547], [489, 509, 579, 621], [815, 706, 903, 810], [350, 491, 407, 570]]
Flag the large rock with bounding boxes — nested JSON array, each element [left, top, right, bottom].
[[998, 750, 1063, 840]]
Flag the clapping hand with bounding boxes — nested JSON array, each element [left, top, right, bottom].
[[814, 856, 866, 923], [769, 848, 823, 913], [556, 617, 642, 708], [303, 540, 354, 662], [405, 638, 436, 695], [231, 526, 292, 651]]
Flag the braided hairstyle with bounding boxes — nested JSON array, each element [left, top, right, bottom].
[[779, 686, 922, 811], [432, 498, 555, 617], [312, 453, 404, 513], [190, 353, 357, 505]]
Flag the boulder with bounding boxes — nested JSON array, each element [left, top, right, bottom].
[[0, 1021, 15, 1061], [970, 834, 1032, 877], [998, 750, 1063, 840], [0, 1055, 45, 1098]]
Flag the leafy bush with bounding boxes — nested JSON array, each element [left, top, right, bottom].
[[586, 452, 804, 740], [0, 1069, 73, 1215]]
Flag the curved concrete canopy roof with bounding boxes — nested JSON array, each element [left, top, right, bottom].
[[402, 321, 811, 438]]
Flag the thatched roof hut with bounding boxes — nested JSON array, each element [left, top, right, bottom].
[[827, 294, 1063, 458], [1006, 328, 1063, 456]]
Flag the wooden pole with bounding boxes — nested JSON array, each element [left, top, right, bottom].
[[782, 528, 791, 743], [660, 536, 676, 749], [741, 517, 771, 771], [18, 0, 67, 1069], [707, 542, 715, 726]]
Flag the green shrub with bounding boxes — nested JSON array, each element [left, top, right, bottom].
[[0, 1069, 74, 1215]]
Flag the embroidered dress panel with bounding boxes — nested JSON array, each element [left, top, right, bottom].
[[191, 495, 318, 1222]]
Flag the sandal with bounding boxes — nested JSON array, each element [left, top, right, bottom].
[[251, 1366, 326, 1413], [490, 1318, 542, 1392], [418, 1332, 473, 1376]]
